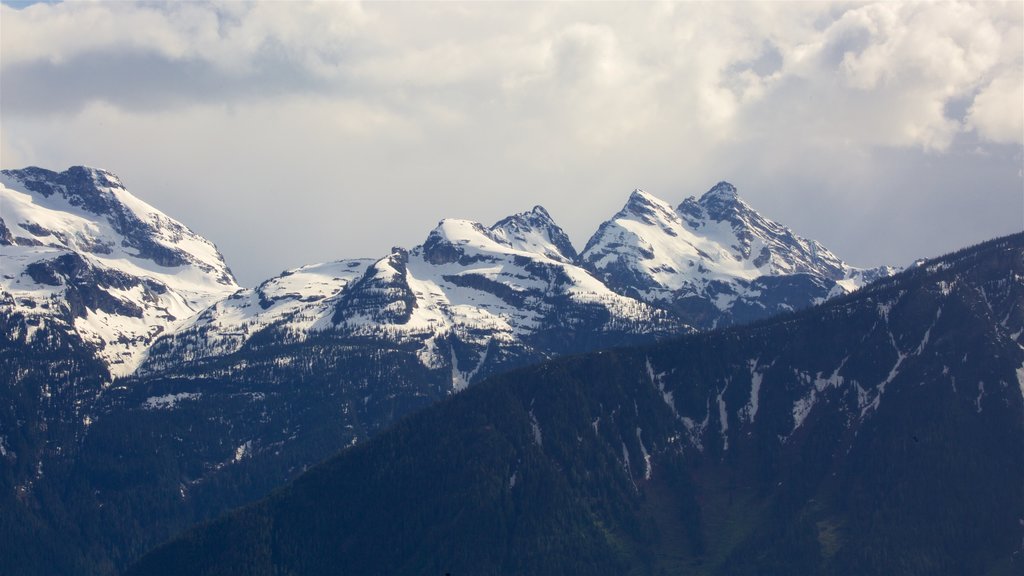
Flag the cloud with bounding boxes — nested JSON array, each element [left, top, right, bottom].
[[967, 74, 1024, 144], [1, 1, 1021, 285]]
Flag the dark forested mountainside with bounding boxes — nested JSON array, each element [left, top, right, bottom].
[[131, 233, 1024, 576]]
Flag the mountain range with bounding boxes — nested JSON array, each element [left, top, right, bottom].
[[0, 165, 915, 574], [131, 232, 1024, 576]]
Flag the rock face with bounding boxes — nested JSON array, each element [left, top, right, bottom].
[[0, 166, 239, 376], [128, 232, 1024, 576], [580, 183, 895, 329]]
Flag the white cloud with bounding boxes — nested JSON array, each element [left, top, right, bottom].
[[967, 74, 1024, 145], [1, 1, 1021, 285]]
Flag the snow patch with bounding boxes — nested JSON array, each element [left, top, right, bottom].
[[861, 332, 907, 418], [143, 392, 201, 410], [636, 427, 652, 481], [792, 389, 817, 431], [529, 409, 543, 447], [681, 398, 710, 451], [234, 440, 252, 462], [646, 356, 677, 417], [1017, 365, 1024, 402], [717, 382, 730, 450], [741, 359, 763, 423]]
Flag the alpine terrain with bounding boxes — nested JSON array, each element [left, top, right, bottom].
[[1, 166, 901, 574]]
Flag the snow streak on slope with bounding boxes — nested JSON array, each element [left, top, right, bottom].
[[1, 167, 238, 375]]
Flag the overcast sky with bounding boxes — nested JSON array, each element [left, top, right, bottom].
[[2, 1, 1022, 286]]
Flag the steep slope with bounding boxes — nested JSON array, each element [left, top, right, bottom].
[[0, 166, 239, 376], [131, 232, 1023, 576], [581, 183, 895, 329]]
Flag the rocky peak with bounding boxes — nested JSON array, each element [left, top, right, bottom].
[[679, 181, 745, 222], [2, 166, 237, 285], [701, 181, 739, 202], [490, 205, 578, 263], [420, 219, 496, 265], [617, 189, 681, 226], [3, 166, 124, 217]]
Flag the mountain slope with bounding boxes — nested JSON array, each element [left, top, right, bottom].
[[580, 183, 895, 329], [130, 232, 1024, 576], [0, 166, 238, 375]]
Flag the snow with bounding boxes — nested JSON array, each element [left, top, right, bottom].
[[234, 440, 252, 462], [741, 359, 763, 423], [792, 390, 817, 431], [489, 206, 576, 263], [316, 213, 672, 382], [621, 442, 632, 480], [580, 185, 886, 313], [143, 392, 201, 410], [646, 356, 678, 417], [1017, 365, 1024, 402], [681, 398, 710, 451], [1, 170, 238, 376], [860, 333, 906, 418], [449, 344, 489, 392], [717, 382, 730, 450], [529, 409, 543, 447], [143, 258, 373, 371], [636, 427, 652, 481]]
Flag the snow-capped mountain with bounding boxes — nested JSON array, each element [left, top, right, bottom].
[[142, 207, 682, 388], [1, 166, 895, 381], [0, 167, 239, 376], [580, 182, 896, 329]]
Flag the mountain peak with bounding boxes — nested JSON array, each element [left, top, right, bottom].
[[692, 181, 746, 222], [700, 181, 738, 202], [3, 165, 128, 218], [529, 204, 551, 217], [626, 188, 660, 207], [490, 205, 578, 262]]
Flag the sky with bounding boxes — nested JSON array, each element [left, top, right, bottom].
[[2, 1, 1022, 287]]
